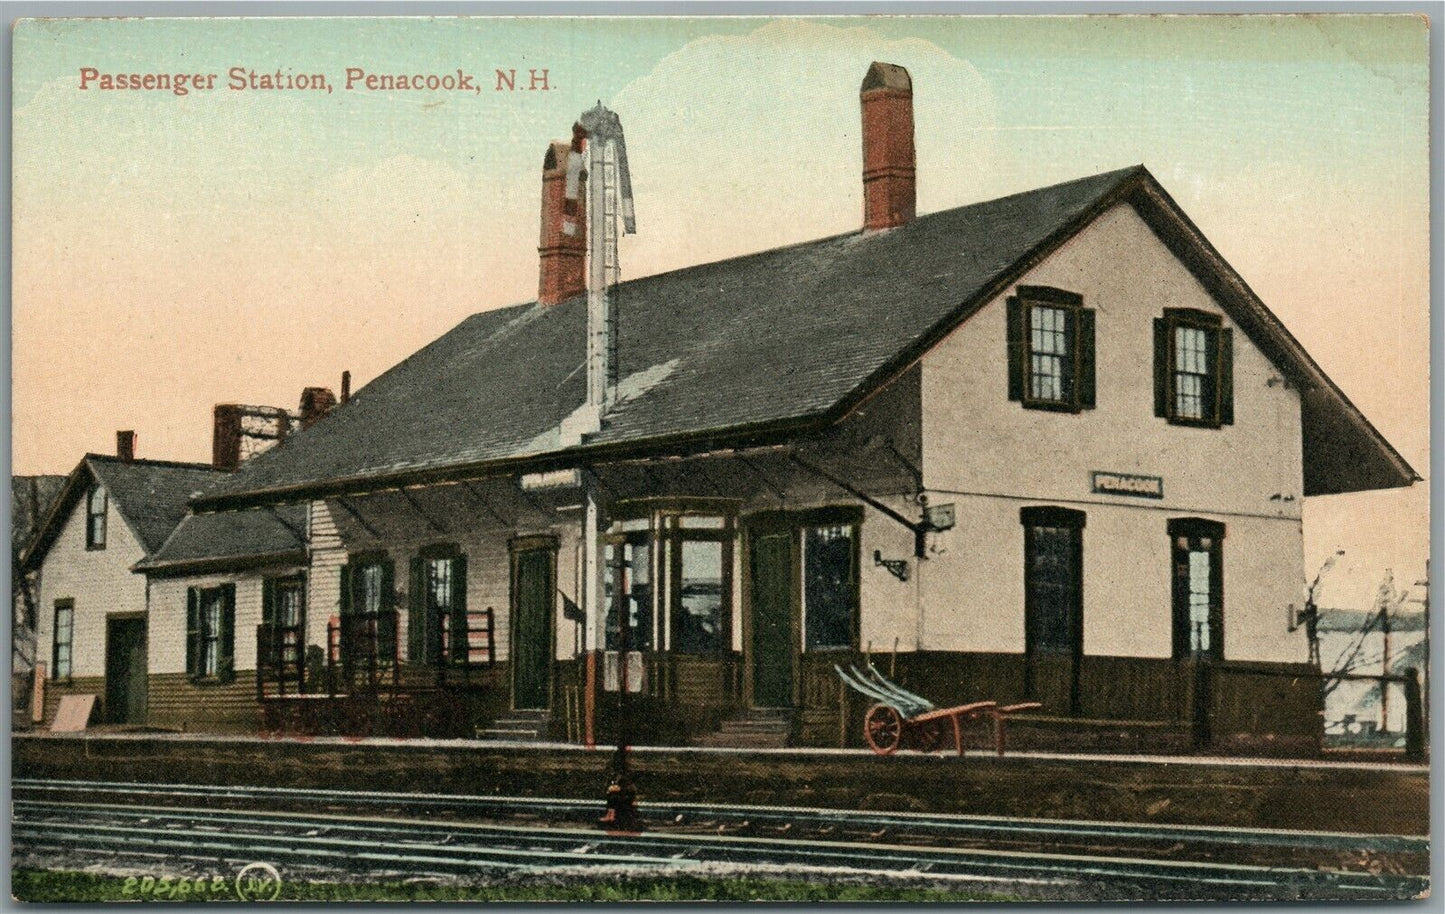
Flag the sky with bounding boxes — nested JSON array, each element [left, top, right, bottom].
[[10, 14, 1430, 610]]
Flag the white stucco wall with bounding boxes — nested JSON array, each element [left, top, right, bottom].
[[915, 201, 1307, 663], [34, 483, 148, 679], [147, 569, 286, 674]]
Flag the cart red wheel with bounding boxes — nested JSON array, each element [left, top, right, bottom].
[[864, 704, 903, 755]]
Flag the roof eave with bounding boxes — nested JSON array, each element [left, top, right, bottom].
[[134, 549, 309, 578]]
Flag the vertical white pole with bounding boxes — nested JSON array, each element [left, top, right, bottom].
[[583, 489, 601, 652], [587, 135, 608, 414]]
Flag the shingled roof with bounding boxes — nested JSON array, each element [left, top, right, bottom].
[[193, 165, 1416, 510], [135, 503, 308, 575], [19, 456, 225, 570]]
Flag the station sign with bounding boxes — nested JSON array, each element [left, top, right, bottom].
[[520, 468, 581, 491], [1091, 471, 1164, 499]]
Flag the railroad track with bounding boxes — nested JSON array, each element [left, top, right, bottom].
[[11, 780, 1429, 901]]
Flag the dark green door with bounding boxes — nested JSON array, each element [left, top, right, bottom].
[[512, 547, 553, 709], [749, 532, 793, 708], [105, 617, 147, 724]]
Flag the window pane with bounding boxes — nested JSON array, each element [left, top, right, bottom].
[[54, 606, 73, 678], [203, 590, 223, 675], [1173, 325, 1215, 420], [427, 558, 452, 612], [679, 515, 726, 530], [277, 584, 303, 628], [674, 540, 723, 653], [1028, 305, 1071, 403], [804, 525, 855, 650], [360, 564, 383, 615], [604, 540, 654, 651], [1188, 549, 1212, 654]]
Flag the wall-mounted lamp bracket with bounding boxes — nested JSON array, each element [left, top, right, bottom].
[[873, 550, 909, 582]]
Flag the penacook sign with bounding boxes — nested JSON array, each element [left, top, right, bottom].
[[1091, 471, 1164, 499]]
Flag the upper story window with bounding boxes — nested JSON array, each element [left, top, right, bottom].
[[186, 584, 236, 681], [85, 486, 107, 549], [52, 599, 74, 680], [1154, 309, 1234, 427], [1007, 286, 1096, 413]]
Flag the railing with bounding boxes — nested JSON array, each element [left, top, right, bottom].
[[435, 607, 497, 689], [331, 611, 400, 696], [255, 623, 306, 699]]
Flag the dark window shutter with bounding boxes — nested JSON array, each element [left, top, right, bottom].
[[380, 560, 397, 662], [262, 578, 275, 628], [1077, 308, 1096, 409], [339, 564, 353, 617], [185, 587, 200, 677], [219, 584, 236, 680], [1006, 297, 1025, 401], [407, 556, 425, 664], [1217, 328, 1234, 425], [1171, 544, 1190, 660], [450, 554, 468, 663], [1210, 540, 1225, 660], [1153, 317, 1169, 417]]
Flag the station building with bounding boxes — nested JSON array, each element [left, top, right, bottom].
[[29, 62, 1417, 753]]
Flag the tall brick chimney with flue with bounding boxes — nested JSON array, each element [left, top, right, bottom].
[[537, 141, 586, 305], [213, 405, 244, 471], [860, 61, 916, 231], [116, 430, 136, 462]]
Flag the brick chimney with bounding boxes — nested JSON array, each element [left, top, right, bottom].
[[115, 430, 136, 462], [213, 405, 243, 471], [538, 140, 586, 305], [860, 61, 916, 231], [299, 387, 337, 430]]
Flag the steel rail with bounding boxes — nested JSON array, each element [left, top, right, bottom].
[[11, 799, 1427, 898], [12, 777, 1427, 854]]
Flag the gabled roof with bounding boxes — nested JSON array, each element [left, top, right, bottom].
[[193, 165, 1416, 510], [135, 503, 308, 576], [19, 455, 224, 571]]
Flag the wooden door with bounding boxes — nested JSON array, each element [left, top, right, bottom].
[[105, 617, 147, 724], [749, 531, 794, 708], [511, 546, 554, 710]]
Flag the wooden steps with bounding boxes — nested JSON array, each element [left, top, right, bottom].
[[477, 708, 551, 742], [692, 708, 794, 749]]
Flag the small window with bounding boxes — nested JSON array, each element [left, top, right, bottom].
[[1170, 518, 1225, 660], [343, 557, 396, 664], [604, 536, 654, 651], [674, 540, 726, 653], [408, 549, 469, 665], [262, 576, 306, 676], [802, 524, 858, 651], [86, 487, 107, 549], [52, 599, 74, 680], [1007, 287, 1096, 412], [186, 585, 235, 681], [1154, 309, 1233, 427]]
